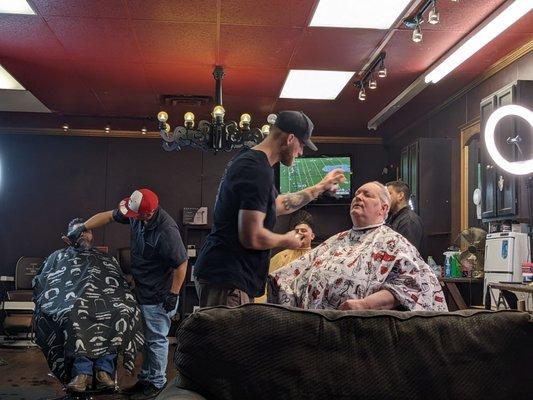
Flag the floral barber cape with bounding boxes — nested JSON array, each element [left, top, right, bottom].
[[270, 225, 448, 311], [33, 246, 144, 383]]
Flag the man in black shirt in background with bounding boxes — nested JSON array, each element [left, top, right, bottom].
[[194, 111, 346, 307], [65, 188, 188, 399], [386, 181, 424, 254]]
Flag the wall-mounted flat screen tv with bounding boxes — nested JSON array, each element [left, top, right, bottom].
[[277, 155, 353, 204]]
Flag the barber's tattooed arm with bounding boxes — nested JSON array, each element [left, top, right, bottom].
[[282, 191, 314, 212], [275, 168, 346, 216], [276, 187, 319, 216]]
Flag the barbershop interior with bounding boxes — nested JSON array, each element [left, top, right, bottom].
[[0, 1, 532, 399]]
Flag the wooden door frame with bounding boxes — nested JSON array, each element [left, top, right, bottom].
[[459, 118, 481, 231]]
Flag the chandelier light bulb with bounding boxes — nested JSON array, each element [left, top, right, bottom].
[[163, 123, 171, 133], [428, 6, 439, 24], [212, 105, 225, 118], [412, 25, 423, 42], [157, 111, 168, 122], [261, 124, 270, 135], [184, 112, 195, 122], [358, 87, 366, 101], [369, 78, 377, 90], [62, 123, 69, 132], [240, 113, 251, 124], [267, 113, 278, 124]]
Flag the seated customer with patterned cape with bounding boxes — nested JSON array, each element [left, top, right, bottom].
[[33, 220, 144, 389], [269, 182, 447, 312]]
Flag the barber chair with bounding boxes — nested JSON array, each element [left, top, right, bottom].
[[1, 256, 43, 346]]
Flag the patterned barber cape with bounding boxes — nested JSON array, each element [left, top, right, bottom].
[[270, 225, 448, 311], [33, 247, 144, 383]]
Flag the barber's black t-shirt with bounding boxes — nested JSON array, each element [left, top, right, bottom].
[[112, 207, 188, 304], [194, 149, 277, 297]]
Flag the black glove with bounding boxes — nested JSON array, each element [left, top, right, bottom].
[[66, 223, 86, 246], [163, 293, 179, 313]]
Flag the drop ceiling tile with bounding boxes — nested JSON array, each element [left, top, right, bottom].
[[220, 25, 302, 68], [126, 0, 217, 23], [45, 16, 141, 61]]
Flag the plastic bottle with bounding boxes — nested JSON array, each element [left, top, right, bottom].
[[443, 253, 452, 277]]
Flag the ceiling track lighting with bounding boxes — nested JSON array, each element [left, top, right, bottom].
[[404, 0, 447, 42], [354, 52, 386, 102]]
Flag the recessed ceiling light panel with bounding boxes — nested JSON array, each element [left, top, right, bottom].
[[310, 0, 411, 29], [0, 65, 25, 90], [0, 0, 36, 15], [280, 70, 354, 100]]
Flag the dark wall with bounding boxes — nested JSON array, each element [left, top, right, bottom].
[[0, 135, 387, 276], [387, 51, 533, 242]]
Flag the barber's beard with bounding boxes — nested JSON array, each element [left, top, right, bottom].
[[279, 145, 294, 167]]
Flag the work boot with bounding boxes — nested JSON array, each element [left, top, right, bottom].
[[66, 373, 91, 392], [95, 370, 115, 390]]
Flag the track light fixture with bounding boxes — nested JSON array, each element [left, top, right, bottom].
[[404, 0, 449, 42], [412, 23, 423, 42], [354, 52, 386, 102], [358, 84, 367, 101]]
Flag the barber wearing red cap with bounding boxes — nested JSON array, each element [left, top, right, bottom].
[[66, 188, 188, 399], [194, 111, 345, 308]]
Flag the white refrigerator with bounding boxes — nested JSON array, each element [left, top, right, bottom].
[[483, 232, 531, 306]]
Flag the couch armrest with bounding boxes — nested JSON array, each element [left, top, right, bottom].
[[156, 377, 207, 400]]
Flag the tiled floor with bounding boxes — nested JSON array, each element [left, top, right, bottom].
[[0, 346, 178, 400]]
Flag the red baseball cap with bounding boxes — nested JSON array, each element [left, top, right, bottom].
[[119, 188, 159, 218]]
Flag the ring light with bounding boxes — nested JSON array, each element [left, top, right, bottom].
[[484, 104, 533, 175]]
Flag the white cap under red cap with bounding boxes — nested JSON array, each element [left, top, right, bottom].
[[119, 188, 159, 218]]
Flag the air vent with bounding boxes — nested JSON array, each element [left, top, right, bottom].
[[160, 94, 212, 107]]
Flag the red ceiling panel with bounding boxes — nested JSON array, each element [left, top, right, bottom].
[[222, 67, 287, 97], [1, 57, 104, 114], [134, 20, 217, 64], [0, 0, 529, 138], [32, 0, 127, 18], [290, 28, 385, 70], [220, 0, 315, 28], [219, 25, 303, 68], [44, 16, 141, 61], [143, 64, 217, 96], [125, 0, 218, 23], [0, 15, 67, 60]]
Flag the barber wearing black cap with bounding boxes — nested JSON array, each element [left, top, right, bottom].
[[194, 111, 345, 307]]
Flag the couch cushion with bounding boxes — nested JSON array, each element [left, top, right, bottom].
[[174, 304, 532, 400]]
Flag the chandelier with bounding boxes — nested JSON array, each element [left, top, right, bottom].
[[157, 66, 272, 152]]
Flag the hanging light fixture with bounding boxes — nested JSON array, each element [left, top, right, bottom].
[[404, 0, 448, 43], [157, 66, 268, 152], [428, 1, 440, 24], [354, 52, 386, 102], [412, 23, 423, 42]]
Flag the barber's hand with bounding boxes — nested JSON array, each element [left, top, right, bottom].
[[62, 223, 87, 246], [316, 168, 346, 195], [339, 298, 370, 311], [163, 293, 179, 313], [283, 230, 305, 250]]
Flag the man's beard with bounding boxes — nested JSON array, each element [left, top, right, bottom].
[[279, 145, 294, 166]]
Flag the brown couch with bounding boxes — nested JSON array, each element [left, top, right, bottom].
[[158, 304, 533, 400]]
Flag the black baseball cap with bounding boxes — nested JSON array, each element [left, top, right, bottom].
[[274, 111, 317, 151]]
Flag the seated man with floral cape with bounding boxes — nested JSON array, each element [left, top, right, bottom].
[[269, 182, 448, 312], [33, 218, 144, 393]]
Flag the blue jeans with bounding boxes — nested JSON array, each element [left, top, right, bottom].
[[138, 303, 176, 389], [72, 354, 116, 376]]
